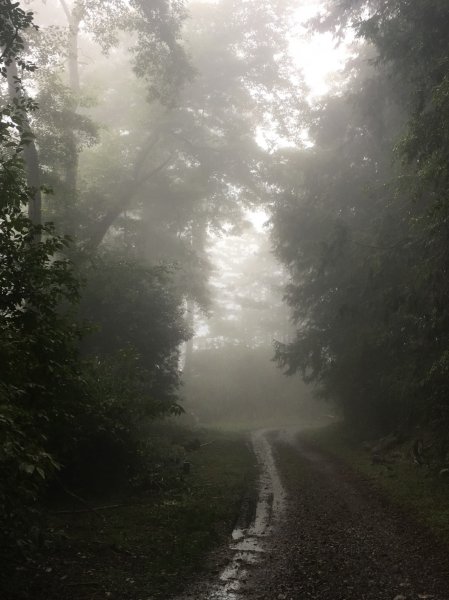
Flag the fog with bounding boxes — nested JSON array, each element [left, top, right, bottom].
[[7, 0, 329, 431], [4, 0, 448, 475], [181, 214, 326, 427], [3, 1, 449, 596]]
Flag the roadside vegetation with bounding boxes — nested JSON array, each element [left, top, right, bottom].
[[301, 425, 449, 544], [5, 427, 255, 600], [272, 0, 449, 472]]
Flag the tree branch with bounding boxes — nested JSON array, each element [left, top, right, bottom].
[[58, 0, 72, 21], [83, 154, 174, 252], [352, 237, 410, 251], [135, 153, 173, 187]]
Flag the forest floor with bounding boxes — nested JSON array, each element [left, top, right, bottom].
[[177, 427, 449, 600], [9, 426, 449, 600], [6, 430, 256, 600]]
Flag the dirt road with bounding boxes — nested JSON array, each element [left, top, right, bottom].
[[179, 428, 449, 600]]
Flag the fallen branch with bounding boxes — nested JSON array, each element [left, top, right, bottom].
[[56, 479, 106, 521], [66, 581, 101, 587], [52, 499, 160, 515], [200, 440, 216, 448], [53, 503, 126, 515]]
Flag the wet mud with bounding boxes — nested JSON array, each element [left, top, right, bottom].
[[176, 430, 286, 599]]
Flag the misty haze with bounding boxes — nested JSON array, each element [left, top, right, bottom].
[[1, 1, 449, 599]]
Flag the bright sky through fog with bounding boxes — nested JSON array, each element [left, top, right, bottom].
[[291, 1, 350, 99], [248, 208, 270, 233], [250, 3, 352, 238], [191, 0, 350, 98], [254, 1, 351, 151]]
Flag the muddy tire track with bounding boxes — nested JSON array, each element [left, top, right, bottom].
[[176, 430, 285, 600]]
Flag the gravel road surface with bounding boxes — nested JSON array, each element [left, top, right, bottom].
[[178, 428, 449, 600]]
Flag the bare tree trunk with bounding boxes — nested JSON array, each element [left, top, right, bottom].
[[66, 7, 81, 196], [61, 1, 81, 196], [59, 0, 83, 198], [23, 142, 42, 228], [182, 221, 208, 376], [183, 300, 195, 377], [67, 13, 81, 94]]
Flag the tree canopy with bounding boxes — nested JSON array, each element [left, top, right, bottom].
[[272, 0, 449, 438]]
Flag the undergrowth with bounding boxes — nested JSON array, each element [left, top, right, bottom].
[[4, 428, 256, 600]]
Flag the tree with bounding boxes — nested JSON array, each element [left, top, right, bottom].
[[0, 1, 85, 553], [1, 0, 41, 226], [271, 0, 449, 438], [271, 46, 416, 432], [0, 1, 194, 560], [25, 0, 306, 372]]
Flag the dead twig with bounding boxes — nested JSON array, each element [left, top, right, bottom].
[[53, 503, 125, 515], [56, 479, 106, 521], [200, 440, 216, 448], [66, 581, 101, 587]]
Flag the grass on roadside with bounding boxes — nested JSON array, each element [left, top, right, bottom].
[[302, 424, 449, 544], [12, 429, 256, 600]]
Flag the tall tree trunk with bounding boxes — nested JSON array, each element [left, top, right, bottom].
[[7, 60, 42, 233], [183, 300, 195, 377], [23, 142, 41, 228], [182, 221, 207, 376], [60, 0, 83, 198]]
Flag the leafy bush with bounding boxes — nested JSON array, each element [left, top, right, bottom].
[[53, 253, 190, 491], [0, 208, 84, 551]]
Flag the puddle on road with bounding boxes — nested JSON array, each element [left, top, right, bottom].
[[205, 430, 286, 600]]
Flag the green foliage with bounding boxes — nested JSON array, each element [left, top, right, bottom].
[[272, 0, 449, 438], [15, 430, 255, 600], [129, 0, 193, 104], [42, 253, 191, 492], [0, 2, 37, 209], [0, 1, 36, 76], [0, 0, 193, 565], [80, 252, 190, 410], [0, 208, 83, 550], [0, 0, 83, 552], [272, 59, 405, 431]]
